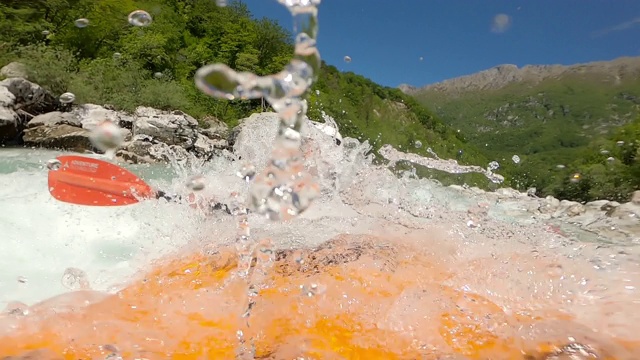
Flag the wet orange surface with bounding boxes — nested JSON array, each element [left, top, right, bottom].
[[0, 234, 638, 359]]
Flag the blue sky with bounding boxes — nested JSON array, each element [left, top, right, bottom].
[[242, 0, 640, 88]]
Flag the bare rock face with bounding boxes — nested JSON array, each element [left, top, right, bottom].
[[0, 78, 58, 114], [402, 56, 640, 96], [23, 124, 92, 151], [0, 77, 62, 144], [70, 103, 134, 131], [200, 116, 229, 140], [0, 107, 19, 142], [26, 112, 82, 128], [132, 106, 199, 149]]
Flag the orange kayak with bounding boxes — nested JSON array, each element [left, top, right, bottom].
[[0, 234, 637, 359]]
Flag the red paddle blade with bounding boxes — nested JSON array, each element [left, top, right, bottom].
[[47, 155, 154, 206]]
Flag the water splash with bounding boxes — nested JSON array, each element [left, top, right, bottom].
[[379, 145, 505, 184], [88, 119, 125, 154], [185, 174, 206, 191], [194, 0, 322, 221], [193, 0, 324, 355]]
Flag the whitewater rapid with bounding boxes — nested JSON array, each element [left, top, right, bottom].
[[1, 124, 639, 357], [0, 148, 212, 305]]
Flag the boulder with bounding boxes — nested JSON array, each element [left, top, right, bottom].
[[0, 86, 15, 107], [27, 111, 81, 128], [23, 124, 92, 150], [495, 187, 524, 199], [0, 78, 58, 114], [0, 62, 27, 79], [200, 116, 229, 140], [132, 106, 198, 149], [71, 103, 134, 130], [193, 133, 227, 160], [0, 107, 19, 142]]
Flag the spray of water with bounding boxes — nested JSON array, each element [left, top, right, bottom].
[[192, 0, 323, 356]]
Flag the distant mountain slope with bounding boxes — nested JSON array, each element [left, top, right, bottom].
[[403, 56, 640, 202], [406, 56, 640, 96]]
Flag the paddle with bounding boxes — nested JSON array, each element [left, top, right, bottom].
[[47, 155, 155, 206]]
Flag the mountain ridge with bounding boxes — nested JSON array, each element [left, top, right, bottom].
[[400, 56, 640, 96]]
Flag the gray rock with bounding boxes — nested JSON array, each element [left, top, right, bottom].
[[526, 187, 537, 197], [193, 133, 227, 160], [27, 111, 81, 128], [23, 124, 92, 150], [200, 116, 229, 140], [71, 103, 134, 130], [132, 106, 198, 148], [586, 200, 610, 209], [0, 62, 27, 78], [631, 190, 640, 206], [116, 150, 153, 164], [0, 86, 15, 107], [495, 187, 524, 199], [0, 107, 19, 142], [123, 135, 155, 158], [0, 77, 57, 114], [566, 203, 586, 217]]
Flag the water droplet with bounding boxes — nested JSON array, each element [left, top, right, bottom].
[[194, 0, 322, 223], [492, 14, 512, 33], [414, 140, 422, 149], [186, 174, 206, 191], [128, 10, 152, 27], [300, 282, 326, 297], [512, 154, 520, 164], [59, 92, 76, 104], [5, 301, 29, 316], [74, 18, 89, 28], [570, 173, 581, 183], [102, 344, 122, 360], [344, 55, 352, 63], [292, 250, 305, 265], [61, 267, 89, 290], [237, 163, 256, 182], [90, 120, 124, 152], [47, 159, 61, 170]]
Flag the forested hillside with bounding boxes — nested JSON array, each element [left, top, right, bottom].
[[410, 61, 640, 202], [0, 0, 488, 169]]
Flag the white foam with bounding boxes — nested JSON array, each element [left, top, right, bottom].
[[0, 149, 208, 306]]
